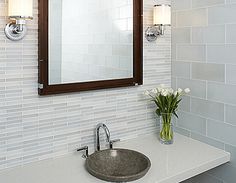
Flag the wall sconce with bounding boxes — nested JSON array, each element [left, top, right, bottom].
[[4, 0, 33, 41], [145, 4, 171, 42]]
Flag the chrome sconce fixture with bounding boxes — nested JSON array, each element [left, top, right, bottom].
[[145, 4, 171, 42], [5, 0, 33, 41]]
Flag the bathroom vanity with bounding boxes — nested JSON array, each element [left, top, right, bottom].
[[0, 133, 230, 183]]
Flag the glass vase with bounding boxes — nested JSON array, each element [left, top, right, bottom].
[[159, 113, 174, 145]]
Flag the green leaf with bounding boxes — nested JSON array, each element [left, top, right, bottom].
[[173, 111, 179, 118], [156, 109, 161, 116]]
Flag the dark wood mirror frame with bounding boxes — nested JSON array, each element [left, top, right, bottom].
[[38, 0, 143, 95]]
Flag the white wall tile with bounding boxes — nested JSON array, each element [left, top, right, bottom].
[[172, 61, 191, 78], [207, 45, 236, 64], [177, 111, 206, 135], [176, 45, 206, 62], [208, 4, 236, 24], [172, 0, 191, 11], [207, 119, 236, 146], [172, 28, 191, 44], [226, 24, 236, 43], [176, 9, 208, 27], [226, 64, 236, 84], [192, 25, 225, 44], [176, 78, 206, 98], [225, 104, 236, 126], [192, 0, 225, 8], [207, 82, 236, 105], [192, 63, 225, 82], [191, 97, 224, 121]]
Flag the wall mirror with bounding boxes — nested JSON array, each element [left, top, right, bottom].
[[38, 0, 143, 95]]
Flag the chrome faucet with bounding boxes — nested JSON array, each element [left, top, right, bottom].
[[95, 123, 110, 151]]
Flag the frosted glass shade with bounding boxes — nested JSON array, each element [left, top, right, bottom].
[[153, 5, 171, 25], [8, 0, 33, 19]]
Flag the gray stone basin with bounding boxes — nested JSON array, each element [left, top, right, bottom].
[[86, 148, 151, 182]]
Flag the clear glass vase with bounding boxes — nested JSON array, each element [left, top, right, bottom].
[[159, 113, 174, 145]]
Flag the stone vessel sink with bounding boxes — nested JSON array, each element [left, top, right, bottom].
[[86, 148, 151, 182]]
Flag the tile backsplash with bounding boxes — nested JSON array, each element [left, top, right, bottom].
[[0, 0, 171, 170], [172, 0, 236, 182]]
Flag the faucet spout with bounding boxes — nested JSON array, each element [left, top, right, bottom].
[[95, 123, 111, 151]]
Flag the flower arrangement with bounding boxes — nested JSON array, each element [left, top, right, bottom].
[[145, 84, 190, 144]]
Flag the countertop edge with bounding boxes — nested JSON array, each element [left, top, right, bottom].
[[159, 152, 230, 183]]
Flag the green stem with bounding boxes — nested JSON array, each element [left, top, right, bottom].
[[160, 113, 173, 142]]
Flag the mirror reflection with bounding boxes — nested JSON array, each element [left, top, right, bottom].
[[49, 0, 134, 85]]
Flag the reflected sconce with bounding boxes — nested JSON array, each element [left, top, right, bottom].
[[5, 0, 33, 41], [145, 4, 171, 42]]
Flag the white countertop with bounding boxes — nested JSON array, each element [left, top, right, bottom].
[[0, 134, 230, 183]]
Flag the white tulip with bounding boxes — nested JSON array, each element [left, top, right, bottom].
[[151, 88, 158, 94], [177, 88, 183, 94], [184, 88, 191, 93], [144, 90, 150, 96], [168, 88, 174, 94], [160, 88, 165, 93], [162, 92, 168, 96], [174, 91, 178, 96], [161, 89, 168, 96], [157, 87, 162, 92]]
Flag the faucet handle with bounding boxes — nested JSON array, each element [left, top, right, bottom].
[[109, 139, 120, 149], [77, 146, 89, 158]]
